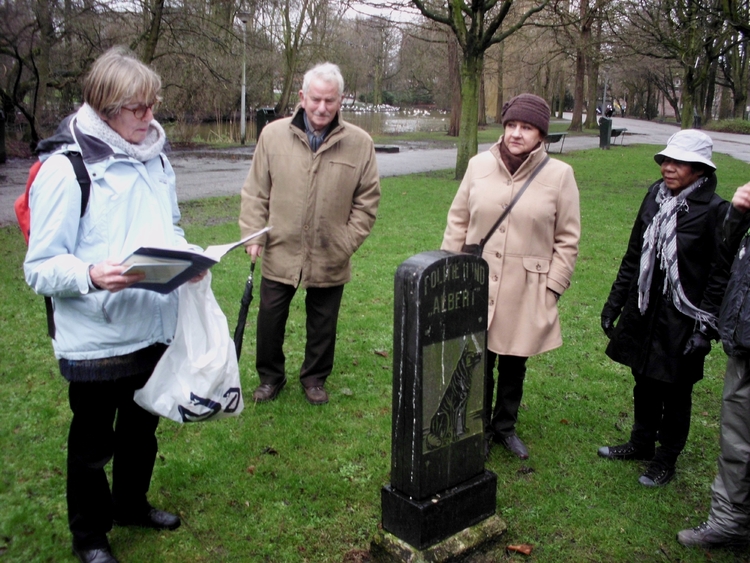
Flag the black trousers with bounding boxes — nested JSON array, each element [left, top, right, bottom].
[[630, 372, 694, 468], [256, 277, 344, 388], [484, 352, 528, 439], [67, 372, 159, 550]]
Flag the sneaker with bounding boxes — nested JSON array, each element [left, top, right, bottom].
[[597, 442, 654, 461], [677, 521, 749, 548], [638, 462, 675, 487]]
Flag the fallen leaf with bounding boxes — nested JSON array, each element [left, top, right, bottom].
[[246, 465, 256, 474], [262, 446, 279, 456], [374, 349, 389, 358], [507, 544, 533, 555], [560, 419, 569, 425]]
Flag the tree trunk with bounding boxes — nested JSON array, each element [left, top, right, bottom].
[[495, 41, 504, 123], [32, 0, 54, 146], [478, 72, 486, 126], [140, 0, 165, 64], [569, 49, 585, 131], [680, 68, 696, 128], [455, 53, 481, 180], [448, 34, 461, 137], [584, 53, 600, 129]]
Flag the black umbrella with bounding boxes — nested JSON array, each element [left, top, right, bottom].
[[233, 261, 256, 361]]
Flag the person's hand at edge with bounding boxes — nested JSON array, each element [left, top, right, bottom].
[[246, 244, 263, 263], [731, 182, 750, 213], [89, 260, 145, 293]]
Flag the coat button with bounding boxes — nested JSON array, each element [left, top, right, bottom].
[[500, 226, 505, 233], [536, 263, 541, 271], [489, 299, 495, 306], [502, 203, 508, 209], [496, 252, 502, 258], [507, 179, 512, 185], [492, 275, 498, 281]]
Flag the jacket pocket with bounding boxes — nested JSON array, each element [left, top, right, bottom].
[[522, 256, 550, 274]]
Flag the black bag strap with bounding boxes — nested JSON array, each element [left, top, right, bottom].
[[479, 156, 550, 251], [64, 151, 91, 217], [45, 151, 91, 340]]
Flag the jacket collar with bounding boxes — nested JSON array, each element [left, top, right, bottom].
[[648, 173, 717, 203], [291, 107, 343, 141], [490, 140, 547, 178]]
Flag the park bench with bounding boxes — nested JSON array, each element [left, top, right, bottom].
[[611, 128, 628, 145], [544, 131, 568, 153]]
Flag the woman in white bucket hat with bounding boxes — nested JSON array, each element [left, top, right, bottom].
[[597, 129, 731, 487]]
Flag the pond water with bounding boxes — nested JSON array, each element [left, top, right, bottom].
[[165, 109, 451, 143]]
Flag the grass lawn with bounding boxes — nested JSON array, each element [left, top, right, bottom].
[[2, 145, 750, 562]]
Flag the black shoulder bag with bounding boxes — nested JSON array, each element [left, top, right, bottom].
[[461, 156, 550, 256]]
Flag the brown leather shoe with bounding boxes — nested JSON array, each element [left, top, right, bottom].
[[252, 379, 287, 402], [303, 385, 328, 405], [497, 433, 529, 459]]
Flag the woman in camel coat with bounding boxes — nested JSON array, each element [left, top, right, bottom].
[[442, 94, 580, 460]]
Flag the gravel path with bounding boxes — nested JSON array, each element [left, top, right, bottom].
[[2, 116, 748, 227]]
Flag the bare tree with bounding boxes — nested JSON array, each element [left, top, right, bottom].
[[615, 0, 731, 128], [409, 0, 550, 178]]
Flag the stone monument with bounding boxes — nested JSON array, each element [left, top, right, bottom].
[[379, 250, 498, 553]]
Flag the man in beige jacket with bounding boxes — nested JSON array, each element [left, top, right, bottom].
[[239, 62, 380, 405]]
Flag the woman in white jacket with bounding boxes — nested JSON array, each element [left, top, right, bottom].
[[24, 47, 203, 563]]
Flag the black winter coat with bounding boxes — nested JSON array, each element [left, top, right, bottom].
[[718, 207, 750, 357], [602, 175, 730, 383]]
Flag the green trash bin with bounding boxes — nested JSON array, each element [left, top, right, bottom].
[[256, 107, 277, 140], [599, 117, 612, 150]]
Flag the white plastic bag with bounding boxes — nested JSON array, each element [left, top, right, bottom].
[[135, 273, 244, 422]]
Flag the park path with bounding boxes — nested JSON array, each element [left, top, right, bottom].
[[1, 115, 749, 227]]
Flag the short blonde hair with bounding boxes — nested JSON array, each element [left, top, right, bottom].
[[83, 46, 162, 119]]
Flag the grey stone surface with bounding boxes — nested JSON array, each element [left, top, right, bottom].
[[370, 514, 507, 563]]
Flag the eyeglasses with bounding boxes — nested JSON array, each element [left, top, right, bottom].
[[121, 102, 159, 120]]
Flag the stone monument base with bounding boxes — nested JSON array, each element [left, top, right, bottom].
[[380, 470, 497, 551], [370, 513, 506, 563]]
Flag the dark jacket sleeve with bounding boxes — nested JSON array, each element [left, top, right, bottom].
[[696, 198, 734, 327], [602, 191, 652, 319], [706, 205, 750, 332]]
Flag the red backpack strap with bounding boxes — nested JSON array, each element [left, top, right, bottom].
[[14, 160, 43, 244]]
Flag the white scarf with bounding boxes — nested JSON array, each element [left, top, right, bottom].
[[637, 177, 716, 330], [76, 103, 166, 162]]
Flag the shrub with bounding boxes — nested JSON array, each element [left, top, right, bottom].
[[704, 118, 750, 135]]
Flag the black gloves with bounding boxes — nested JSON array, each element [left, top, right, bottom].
[[683, 331, 712, 357], [601, 314, 616, 338]]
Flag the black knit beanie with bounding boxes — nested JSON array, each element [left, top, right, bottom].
[[501, 94, 550, 137]]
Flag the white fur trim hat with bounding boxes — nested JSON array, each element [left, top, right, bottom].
[[654, 129, 716, 170]]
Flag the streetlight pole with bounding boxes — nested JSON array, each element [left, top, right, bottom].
[[239, 12, 251, 145]]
